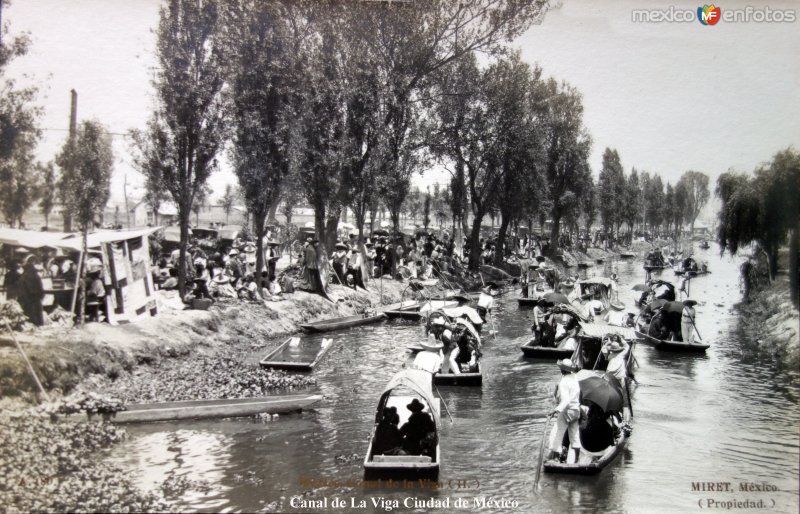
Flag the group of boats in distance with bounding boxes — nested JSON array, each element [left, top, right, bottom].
[[253, 241, 714, 481]]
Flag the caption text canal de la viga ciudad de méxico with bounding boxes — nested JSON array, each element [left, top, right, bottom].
[[292, 477, 517, 510], [290, 496, 518, 511]]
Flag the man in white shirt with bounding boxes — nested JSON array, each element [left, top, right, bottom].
[[548, 358, 582, 463]]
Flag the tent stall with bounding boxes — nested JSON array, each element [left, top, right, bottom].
[[0, 227, 161, 325]]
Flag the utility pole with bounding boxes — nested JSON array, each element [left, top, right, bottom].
[[63, 89, 77, 232]]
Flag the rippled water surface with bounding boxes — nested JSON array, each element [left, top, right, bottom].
[[108, 245, 800, 513]]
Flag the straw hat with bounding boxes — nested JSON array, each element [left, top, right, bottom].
[[556, 359, 577, 373], [430, 316, 446, 326], [407, 398, 425, 412], [420, 339, 444, 352], [607, 341, 625, 352]]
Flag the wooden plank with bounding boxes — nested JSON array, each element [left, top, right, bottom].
[[71, 394, 323, 424]]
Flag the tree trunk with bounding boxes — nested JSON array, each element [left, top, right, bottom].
[[390, 208, 400, 234], [549, 214, 561, 254], [467, 210, 485, 271], [178, 208, 190, 296], [77, 227, 88, 325], [790, 225, 799, 308], [494, 213, 511, 267], [324, 211, 339, 255], [255, 217, 266, 297]]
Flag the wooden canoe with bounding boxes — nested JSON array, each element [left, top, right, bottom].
[[517, 297, 540, 307], [76, 394, 323, 424], [643, 264, 669, 271], [578, 262, 593, 268], [433, 362, 482, 386], [300, 312, 386, 332], [636, 330, 710, 352], [619, 252, 636, 259], [259, 337, 334, 371], [544, 431, 629, 475], [520, 343, 575, 359], [364, 376, 440, 479]]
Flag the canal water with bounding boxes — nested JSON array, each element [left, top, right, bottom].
[[108, 245, 800, 513]]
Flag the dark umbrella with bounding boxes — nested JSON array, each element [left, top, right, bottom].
[[578, 374, 624, 412], [373, 229, 390, 237], [662, 301, 686, 313], [631, 284, 649, 292], [542, 292, 570, 305], [647, 298, 668, 311]]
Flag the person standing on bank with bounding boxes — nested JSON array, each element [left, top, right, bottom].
[[548, 359, 582, 463], [332, 242, 349, 284], [266, 240, 280, 282], [18, 255, 45, 326]]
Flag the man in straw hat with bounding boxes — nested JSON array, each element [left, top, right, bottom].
[[601, 334, 630, 386], [681, 299, 699, 344], [548, 358, 582, 463], [399, 398, 435, 456]]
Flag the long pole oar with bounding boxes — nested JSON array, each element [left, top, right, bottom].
[[489, 310, 498, 341], [5, 320, 49, 401], [433, 383, 454, 424], [533, 413, 554, 491]]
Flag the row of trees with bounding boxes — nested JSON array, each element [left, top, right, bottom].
[[716, 148, 799, 306], [133, 0, 551, 295], [131, 0, 717, 293], [598, 150, 710, 238]]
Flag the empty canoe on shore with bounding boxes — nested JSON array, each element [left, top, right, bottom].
[[74, 394, 323, 424], [544, 431, 629, 475], [636, 331, 710, 352], [520, 342, 575, 359], [300, 313, 387, 333], [259, 337, 334, 371], [433, 362, 482, 386]]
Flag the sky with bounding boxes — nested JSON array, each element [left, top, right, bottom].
[[4, 0, 799, 206]]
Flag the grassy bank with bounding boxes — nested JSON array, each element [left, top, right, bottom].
[[0, 280, 406, 405], [736, 269, 800, 375]]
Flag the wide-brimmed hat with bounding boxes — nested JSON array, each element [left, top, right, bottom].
[[607, 341, 625, 352], [86, 257, 103, 274], [420, 339, 444, 352], [407, 398, 425, 412], [557, 359, 577, 372], [267, 240, 279, 247], [562, 278, 575, 287], [430, 316, 446, 326], [212, 274, 230, 284], [365, 238, 373, 246], [684, 299, 698, 307], [335, 242, 348, 250], [229, 249, 239, 256]]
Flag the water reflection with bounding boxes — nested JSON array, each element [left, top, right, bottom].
[[108, 246, 800, 513]]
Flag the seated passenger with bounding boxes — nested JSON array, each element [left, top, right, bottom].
[[400, 399, 435, 455], [579, 403, 615, 453], [373, 407, 404, 456]]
